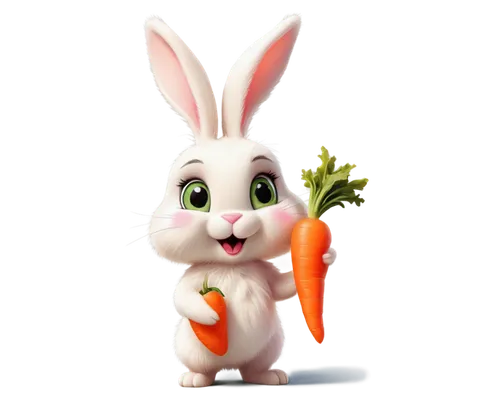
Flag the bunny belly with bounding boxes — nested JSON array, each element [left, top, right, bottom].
[[175, 315, 282, 372], [175, 263, 282, 371]]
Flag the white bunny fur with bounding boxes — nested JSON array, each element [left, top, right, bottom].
[[145, 15, 335, 387]]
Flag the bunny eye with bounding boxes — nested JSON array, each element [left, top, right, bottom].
[[180, 180, 211, 212], [250, 175, 278, 210]]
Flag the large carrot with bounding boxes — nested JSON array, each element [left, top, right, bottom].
[[189, 276, 228, 356], [291, 147, 368, 343]]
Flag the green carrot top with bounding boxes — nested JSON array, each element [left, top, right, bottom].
[[199, 275, 225, 297], [302, 147, 369, 219]]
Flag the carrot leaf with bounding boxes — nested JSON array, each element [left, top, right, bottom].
[[199, 274, 225, 297], [302, 147, 368, 219], [207, 287, 225, 297]]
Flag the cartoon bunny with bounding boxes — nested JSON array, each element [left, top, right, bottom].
[[145, 15, 336, 387]]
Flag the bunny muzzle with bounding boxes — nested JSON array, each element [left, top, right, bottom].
[[207, 211, 262, 256]]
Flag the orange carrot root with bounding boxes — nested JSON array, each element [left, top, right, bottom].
[[189, 277, 228, 356], [291, 218, 331, 343], [293, 147, 368, 343]]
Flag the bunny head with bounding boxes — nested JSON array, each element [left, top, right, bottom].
[[145, 15, 307, 264]]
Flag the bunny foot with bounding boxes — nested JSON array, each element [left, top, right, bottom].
[[241, 369, 289, 385], [178, 371, 215, 387]]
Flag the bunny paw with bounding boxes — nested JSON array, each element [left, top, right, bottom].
[[178, 371, 215, 387], [323, 248, 337, 266], [242, 369, 289, 385]]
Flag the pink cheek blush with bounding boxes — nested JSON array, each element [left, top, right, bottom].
[[171, 211, 193, 228], [272, 209, 295, 228]]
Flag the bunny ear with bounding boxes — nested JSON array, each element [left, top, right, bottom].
[[145, 18, 218, 141], [221, 15, 301, 138]]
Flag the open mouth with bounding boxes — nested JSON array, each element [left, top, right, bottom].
[[217, 234, 246, 256]]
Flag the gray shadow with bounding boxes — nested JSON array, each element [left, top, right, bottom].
[[209, 365, 370, 391]]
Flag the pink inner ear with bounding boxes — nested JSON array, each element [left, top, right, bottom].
[[148, 32, 200, 131], [241, 28, 298, 132]]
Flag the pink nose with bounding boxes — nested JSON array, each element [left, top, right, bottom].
[[221, 213, 243, 224]]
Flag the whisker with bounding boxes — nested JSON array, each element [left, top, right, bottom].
[[129, 209, 152, 218], [128, 221, 149, 226], [128, 228, 148, 237], [281, 201, 301, 211], [150, 226, 179, 236], [129, 231, 148, 240], [130, 222, 151, 229], [129, 236, 148, 245], [288, 212, 307, 217], [279, 200, 292, 209]]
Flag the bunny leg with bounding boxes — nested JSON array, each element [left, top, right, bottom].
[[175, 319, 220, 387], [239, 331, 288, 385]]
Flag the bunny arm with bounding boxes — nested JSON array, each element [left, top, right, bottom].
[[269, 255, 297, 301], [270, 271, 297, 301], [172, 279, 201, 317], [174, 278, 220, 325]]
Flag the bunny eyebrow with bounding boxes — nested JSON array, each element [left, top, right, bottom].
[[251, 155, 273, 163], [181, 159, 204, 168]]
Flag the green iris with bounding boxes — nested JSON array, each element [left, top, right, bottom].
[[181, 180, 210, 212], [250, 175, 278, 209]]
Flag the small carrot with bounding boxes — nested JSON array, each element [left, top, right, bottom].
[[291, 147, 368, 343], [189, 276, 228, 356]]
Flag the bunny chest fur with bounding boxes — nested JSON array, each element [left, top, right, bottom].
[[177, 262, 281, 367]]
